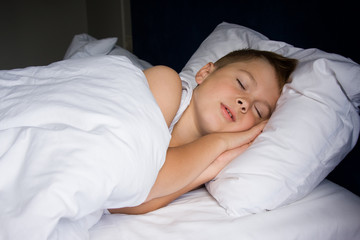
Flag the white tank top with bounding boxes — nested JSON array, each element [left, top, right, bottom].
[[169, 79, 193, 134]]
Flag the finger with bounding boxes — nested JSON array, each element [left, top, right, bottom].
[[231, 126, 262, 147], [217, 143, 249, 163], [252, 120, 268, 132], [245, 120, 268, 140]]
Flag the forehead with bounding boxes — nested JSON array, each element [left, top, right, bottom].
[[228, 58, 278, 86], [227, 57, 275, 73]]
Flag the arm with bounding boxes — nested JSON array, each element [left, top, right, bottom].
[[108, 123, 264, 214], [147, 122, 265, 201], [108, 134, 230, 214], [109, 169, 206, 215], [109, 143, 251, 215]]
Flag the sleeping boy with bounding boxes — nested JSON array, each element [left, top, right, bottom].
[[109, 49, 298, 214]]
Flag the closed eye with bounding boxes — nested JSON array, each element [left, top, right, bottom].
[[255, 107, 262, 118], [237, 79, 246, 90]]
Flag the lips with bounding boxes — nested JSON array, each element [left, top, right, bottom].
[[221, 103, 235, 122]]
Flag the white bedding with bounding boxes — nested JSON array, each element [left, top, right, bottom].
[[90, 180, 360, 240], [0, 56, 170, 240]]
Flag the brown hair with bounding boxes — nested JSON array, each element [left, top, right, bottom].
[[214, 49, 298, 89]]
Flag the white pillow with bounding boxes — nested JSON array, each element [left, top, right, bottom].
[[64, 33, 117, 59], [64, 33, 152, 70], [180, 22, 360, 216]]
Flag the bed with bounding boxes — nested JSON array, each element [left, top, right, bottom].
[[1, 1, 360, 240]]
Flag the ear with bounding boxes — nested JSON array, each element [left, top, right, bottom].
[[195, 62, 215, 84]]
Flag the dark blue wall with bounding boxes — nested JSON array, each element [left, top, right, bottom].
[[131, 0, 359, 72]]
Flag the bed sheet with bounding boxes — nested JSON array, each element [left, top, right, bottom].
[[89, 180, 360, 240]]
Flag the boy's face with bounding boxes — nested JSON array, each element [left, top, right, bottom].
[[192, 58, 280, 135]]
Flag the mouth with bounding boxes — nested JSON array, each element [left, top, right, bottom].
[[221, 103, 235, 122]]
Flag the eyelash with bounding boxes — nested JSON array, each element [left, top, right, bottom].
[[237, 79, 262, 118], [255, 107, 262, 118], [237, 79, 246, 90]]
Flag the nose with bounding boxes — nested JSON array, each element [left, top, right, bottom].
[[237, 98, 249, 113]]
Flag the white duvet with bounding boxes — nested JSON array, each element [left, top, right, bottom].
[[0, 56, 170, 240]]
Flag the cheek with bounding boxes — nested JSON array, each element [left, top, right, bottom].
[[236, 115, 257, 132]]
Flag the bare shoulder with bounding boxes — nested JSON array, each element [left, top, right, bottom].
[[144, 66, 182, 127]]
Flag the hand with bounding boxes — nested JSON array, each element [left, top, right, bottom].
[[195, 143, 250, 184], [196, 121, 267, 184], [222, 120, 267, 150]]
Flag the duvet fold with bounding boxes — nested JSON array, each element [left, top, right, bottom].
[[0, 56, 170, 240]]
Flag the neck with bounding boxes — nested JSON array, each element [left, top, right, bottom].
[[169, 99, 201, 147]]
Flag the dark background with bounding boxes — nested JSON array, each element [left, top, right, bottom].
[[131, 0, 359, 72]]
